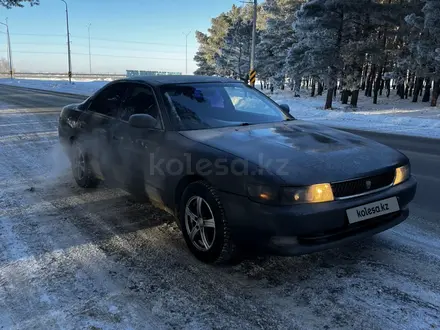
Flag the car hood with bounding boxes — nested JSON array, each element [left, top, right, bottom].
[[179, 121, 406, 185]]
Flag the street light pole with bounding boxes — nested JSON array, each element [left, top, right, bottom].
[[183, 31, 191, 75], [61, 0, 72, 83], [0, 19, 13, 79], [88, 23, 92, 74], [250, 0, 257, 74], [242, 0, 258, 86]]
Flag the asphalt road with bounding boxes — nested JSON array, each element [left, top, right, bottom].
[[340, 128, 440, 215], [0, 84, 439, 330]]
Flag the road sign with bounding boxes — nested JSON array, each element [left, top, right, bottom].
[[249, 69, 256, 86]]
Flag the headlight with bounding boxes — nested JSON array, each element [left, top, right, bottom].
[[393, 164, 410, 186], [281, 183, 334, 204], [247, 183, 335, 205]]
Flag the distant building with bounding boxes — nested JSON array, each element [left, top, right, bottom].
[[126, 70, 182, 77]]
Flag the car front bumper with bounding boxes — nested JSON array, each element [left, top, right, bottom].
[[219, 176, 417, 256]]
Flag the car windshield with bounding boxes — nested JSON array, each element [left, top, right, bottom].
[[160, 83, 291, 130]]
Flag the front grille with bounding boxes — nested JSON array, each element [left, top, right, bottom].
[[331, 170, 395, 199]]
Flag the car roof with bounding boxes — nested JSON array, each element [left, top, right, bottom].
[[121, 75, 242, 86]]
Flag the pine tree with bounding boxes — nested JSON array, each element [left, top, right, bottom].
[[192, 9, 238, 76], [193, 4, 267, 78], [193, 32, 216, 76], [217, 18, 255, 81], [193, 0, 440, 110], [257, 0, 304, 87], [404, 0, 439, 104], [293, 0, 363, 109], [420, 0, 440, 106], [340, 1, 378, 106], [0, 0, 38, 7]]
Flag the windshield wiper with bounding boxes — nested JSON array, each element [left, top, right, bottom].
[[238, 122, 252, 126], [285, 118, 295, 121]]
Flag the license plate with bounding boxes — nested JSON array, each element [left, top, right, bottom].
[[346, 197, 400, 224]]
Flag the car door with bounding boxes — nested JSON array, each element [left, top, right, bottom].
[[109, 83, 166, 196], [77, 82, 129, 180]]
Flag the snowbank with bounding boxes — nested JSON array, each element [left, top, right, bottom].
[[272, 90, 440, 139], [1, 78, 440, 139], [0, 78, 108, 96]]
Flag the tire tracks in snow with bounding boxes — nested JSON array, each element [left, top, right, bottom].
[[1, 85, 440, 329]]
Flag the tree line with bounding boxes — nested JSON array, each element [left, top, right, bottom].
[[0, 0, 38, 8], [194, 0, 440, 109]]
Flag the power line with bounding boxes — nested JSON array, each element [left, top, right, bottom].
[[5, 32, 198, 49], [70, 35, 197, 48], [11, 42, 65, 46], [8, 33, 198, 49], [10, 32, 66, 37], [0, 49, 185, 60], [75, 44, 190, 54], [0, 50, 67, 55], [9, 42, 192, 54], [71, 52, 185, 61]]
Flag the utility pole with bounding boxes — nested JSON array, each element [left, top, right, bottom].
[[61, 0, 72, 83], [0, 19, 13, 79], [88, 23, 92, 74], [242, 0, 258, 86], [183, 31, 191, 75], [250, 0, 257, 75]]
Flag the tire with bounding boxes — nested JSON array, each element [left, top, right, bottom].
[[71, 140, 100, 188], [179, 180, 239, 264]]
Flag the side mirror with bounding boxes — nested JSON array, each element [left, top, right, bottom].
[[279, 104, 290, 113], [129, 114, 157, 129]]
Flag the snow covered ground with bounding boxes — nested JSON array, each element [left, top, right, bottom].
[[271, 89, 440, 139], [0, 85, 439, 329], [0, 78, 107, 96], [1, 78, 440, 139]]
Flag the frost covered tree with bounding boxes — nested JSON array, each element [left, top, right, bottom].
[[0, 0, 38, 7], [338, 1, 379, 106], [194, 0, 440, 109], [286, 39, 312, 96], [292, 0, 368, 109], [290, 0, 421, 108], [0, 57, 9, 72], [193, 4, 266, 77], [424, 0, 440, 106], [216, 18, 254, 81], [368, 0, 401, 104], [405, 0, 440, 106], [193, 32, 216, 76], [193, 9, 238, 75], [257, 0, 304, 87]]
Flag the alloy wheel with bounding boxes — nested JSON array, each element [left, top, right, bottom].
[[184, 196, 216, 251], [74, 147, 86, 181]]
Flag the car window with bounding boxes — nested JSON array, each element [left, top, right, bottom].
[[160, 82, 289, 130], [224, 86, 277, 115], [118, 84, 162, 129], [88, 83, 128, 117]]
